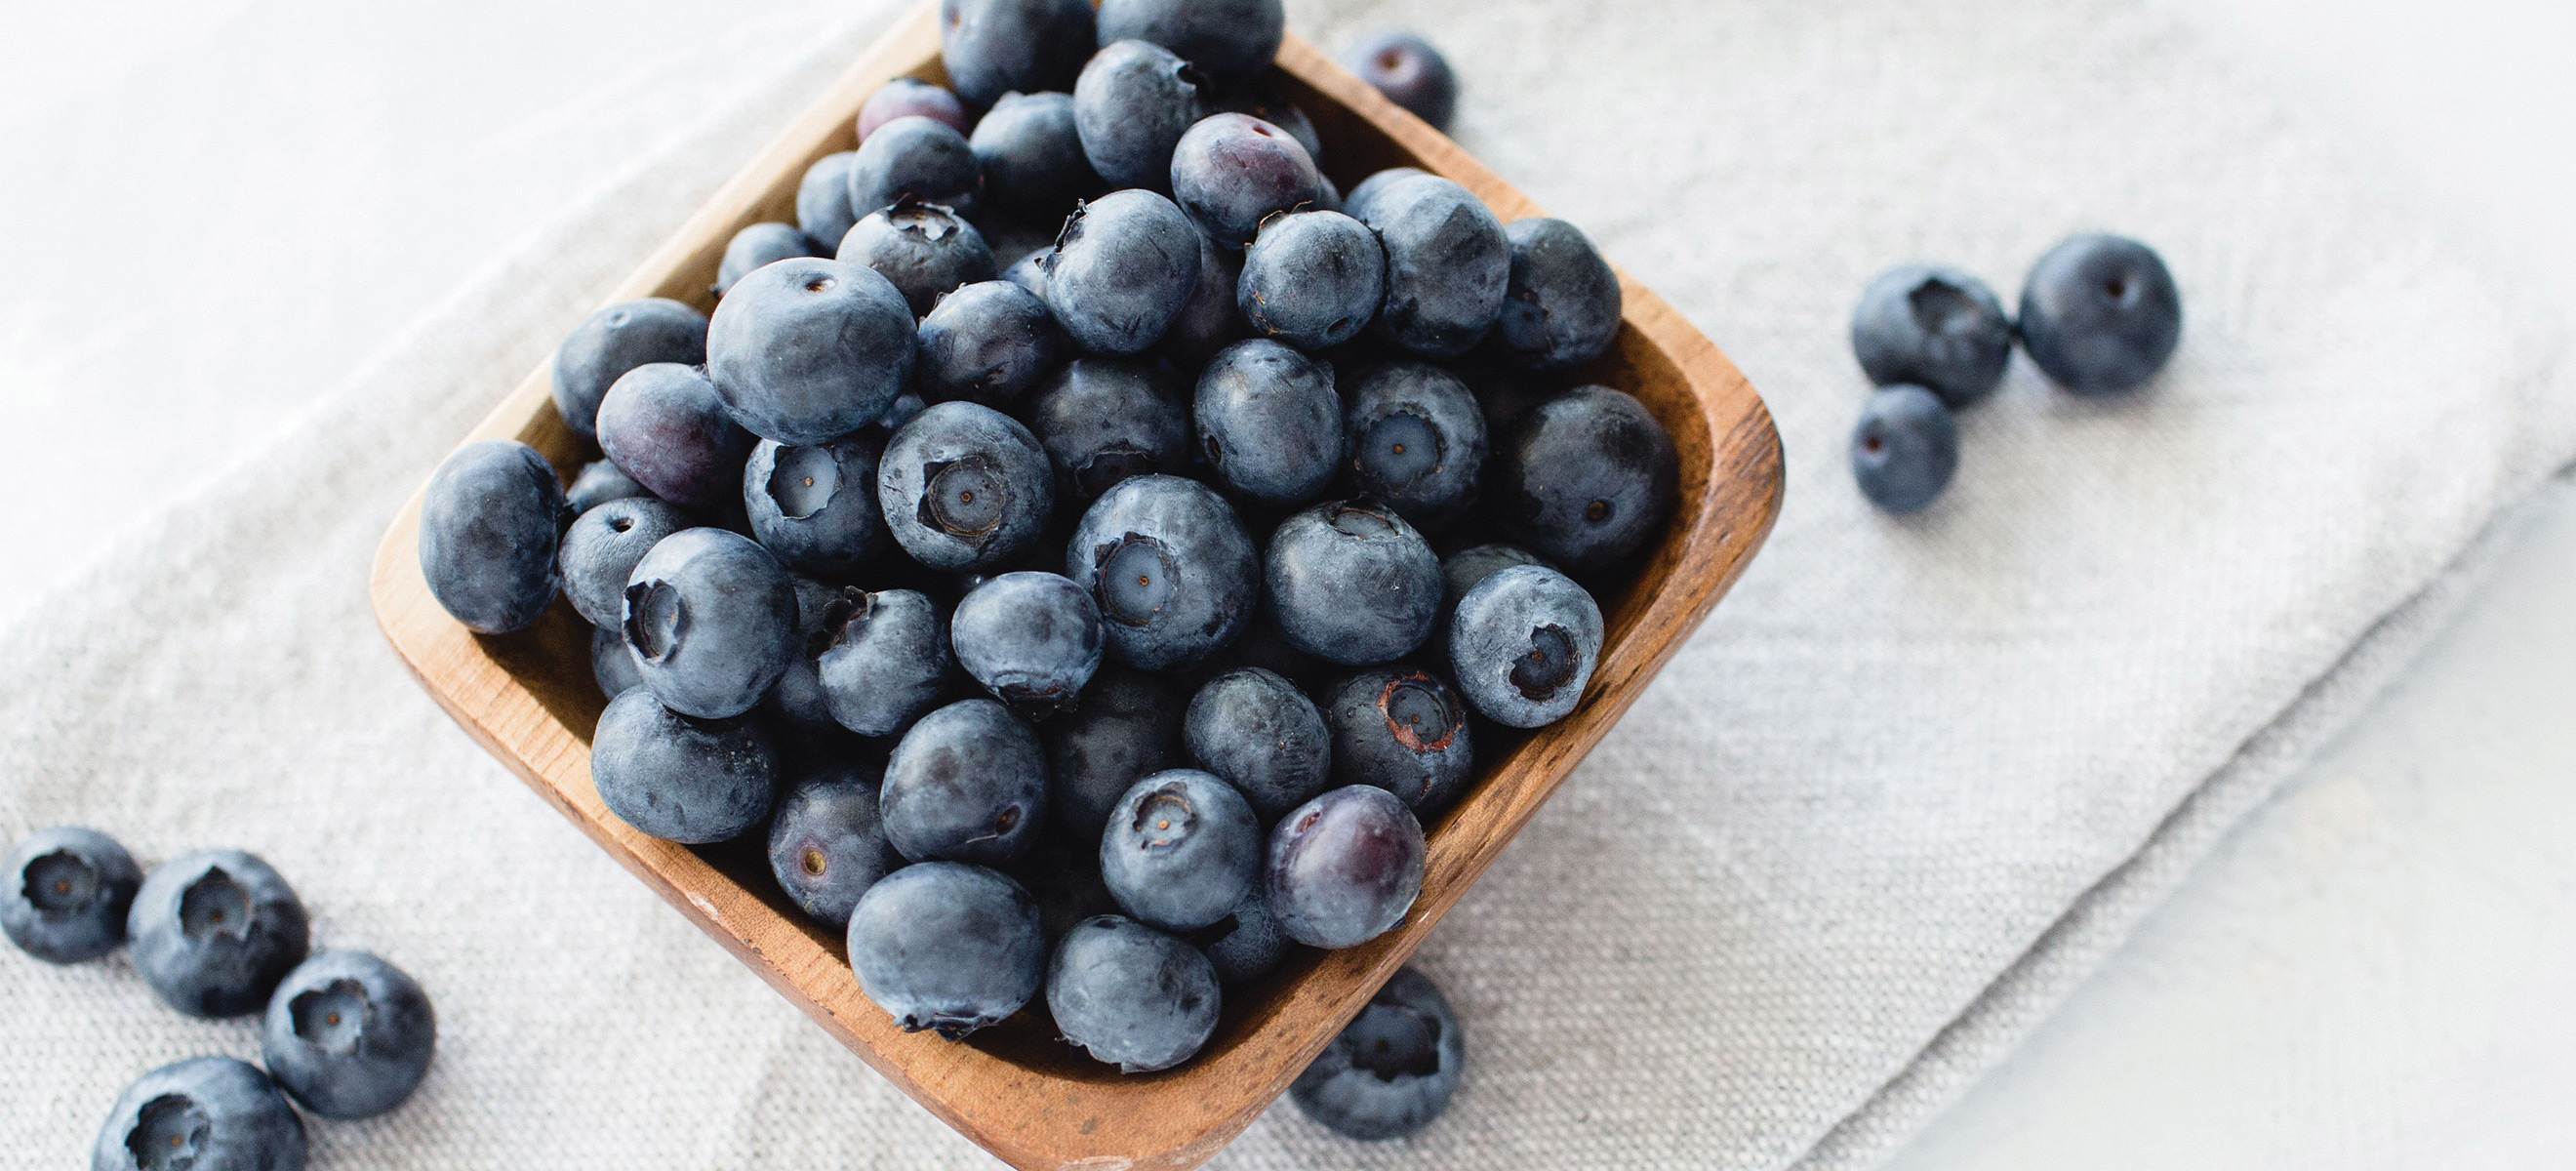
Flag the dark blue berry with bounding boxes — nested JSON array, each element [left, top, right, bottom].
[[1851, 264, 2012, 408], [419, 439, 566, 635], [848, 115, 982, 220], [565, 458, 650, 515], [2019, 233, 2182, 394], [1433, 543, 1548, 653], [260, 949, 435, 1121], [1097, 0, 1283, 80], [1358, 174, 1509, 357], [1265, 500, 1441, 666], [1044, 188, 1203, 354], [1495, 217, 1622, 371], [796, 151, 861, 253], [551, 298, 707, 440], [743, 432, 887, 579], [917, 281, 1063, 410], [1101, 769, 1263, 931], [968, 91, 1100, 223], [1003, 246, 1052, 299], [560, 496, 685, 629], [847, 861, 1044, 1039], [1196, 886, 1288, 984], [939, 0, 1097, 107], [759, 575, 848, 731], [622, 527, 801, 718], [1321, 666, 1474, 815], [1342, 362, 1486, 531], [1489, 384, 1678, 570], [1344, 31, 1457, 131], [1851, 384, 1957, 513], [836, 199, 996, 317], [767, 753, 898, 927], [1024, 357, 1194, 501], [591, 687, 778, 843], [1158, 228, 1248, 368], [1046, 914, 1222, 1072], [815, 587, 951, 737], [93, 1057, 306, 1171], [1193, 340, 1340, 506], [1185, 667, 1331, 820], [127, 850, 310, 1019], [1265, 784, 1424, 949], [882, 698, 1048, 865], [1238, 210, 1384, 350], [590, 624, 644, 699], [950, 571, 1103, 719], [1041, 665, 1185, 839], [1071, 40, 1206, 192], [1289, 966, 1463, 1140], [706, 256, 917, 445], [596, 362, 755, 512], [1447, 564, 1601, 727], [716, 222, 824, 298], [878, 400, 1057, 572], [3, 827, 141, 964], [1067, 474, 1257, 671]]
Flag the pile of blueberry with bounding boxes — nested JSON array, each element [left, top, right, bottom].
[[1848, 233, 2183, 512], [4, 827, 433, 1169]]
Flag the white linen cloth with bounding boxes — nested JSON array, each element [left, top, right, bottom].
[[4, 0, 2571, 1168]]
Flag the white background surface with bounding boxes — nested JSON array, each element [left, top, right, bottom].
[[1, 1, 2569, 1166]]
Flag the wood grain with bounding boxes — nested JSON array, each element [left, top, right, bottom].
[[368, 6, 1784, 1168]]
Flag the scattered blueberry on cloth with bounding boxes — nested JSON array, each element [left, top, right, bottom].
[[4, 0, 2573, 1167]]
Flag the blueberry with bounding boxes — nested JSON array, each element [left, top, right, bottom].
[[878, 400, 1057, 571], [1494, 217, 1622, 371], [1850, 384, 1957, 513], [1185, 667, 1331, 820], [2019, 233, 2182, 394], [1028, 670, 1174, 841], [1196, 886, 1288, 984], [419, 439, 567, 635], [1170, 113, 1321, 249], [1265, 500, 1441, 666], [1044, 188, 1203, 354], [623, 527, 801, 718], [92, 1057, 306, 1171], [759, 575, 847, 731], [950, 571, 1104, 719], [796, 151, 862, 253], [1489, 384, 1679, 570], [565, 458, 650, 514], [1447, 564, 1602, 728], [1342, 362, 1486, 531], [559, 496, 686, 628], [1847, 265, 2011, 410], [1238, 210, 1385, 350], [716, 222, 824, 298], [1434, 543, 1549, 649], [1311, 172, 1346, 215], [882, 698, 1048, 865], [767, 754, 898, 927], [743, 432, 887, 579], [1341, 166, 1426, 223], [1002, 246, 1052, 299], [127, 851, 309, 1019], [1322, 667, 1474, 814], [1193, 339, 1341, 506], [968, 91, 1101, 223], [1358, 174, 1509, 357], [1264, 785, 1425, 949], [1071, 40, 1207, 192], [705, 256, 917, 445], [3, 827, 141, 964], [1097, 0, 1283, 80], [814, 587, 952, 737], [1012, 829, 1121, 942], [260, 950, 435, 1121], [596, 362, 756, 512], [1066, 474, 1258, 670], [590, 623, 644, 699], [1157, 228, 1248, 369], [878, 390, 929, 431], [1046, 914, 1222, 1072], [1100, 769, 1263, 932], [848, 115, 982, 220], [1289, 966, 1464, 1140], [1209, 84, 1322, 162], [847, 861, 1044, 1039], [550, 298, 708, 439], [1024, 357, 1194, 501], [859, 77, 970, 141], [590, 688, 778, 843], [939, 0, 1097, 107], [1343, 31, 1457, 131], [836, 199, 997, 317]]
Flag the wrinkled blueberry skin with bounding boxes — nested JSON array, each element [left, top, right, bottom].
[[1071, 40, 1207, 192], [1041, 665, 1185, 838], [1025, 358, 1194, 502], [91, 1057, 306, 1171], [882, 698, 1049, 865], [1490, 384, 1679, 570], [706, 257, 918, 446], [419, 440, 566, 635], [940, 0, 1097, 107], [550, 298, 707, 440], [560, 497, 686, 628], [1322, 667, 1474, 814], [969, 91, 1100, 223], [1265, 785, 1425, 949], [1448, 564, 1602, 728], [767, 755, 899, 926], [2019, 233, 2182, 394], [916, 281, 1063, 411], [1067, 474, 1258, 670], [1265, 501, 1441, 666], [848, 115, 982, 220], [623, 527, 801, 719], [716, 222, 823, 298], [1341, 166, 1426, 223], [1495, 217, 1622, 371], [3, 827, 141, 964], [565, 459, 650, 515], [591, 688, 778, 843], [1170, 113, 1320, 249], [1045, 188, 1203, 354], [1185, 667, 1331, 820], [1196, 886, 1288, 984], [837, 199, 997, 317], [1158, 229, 1247, 369], [860, 77, 970, 141], [1290, 965, 1464, 1140], [1851, 264, 2012, 408], [1358, 174, 1509, 357], [596, 363, 755, 512], [1046, 914, 1222, 1072], [1342, 362, 1486, 531], [951, 571, 1104, 719], [1344, 31, 1457, 132], [1003, 247, 1052, 299], [1851, 384, 1958, 514], [1239, 210, 1385, 350], [815, 587, 952, 737], [1098, 0, 1283, 81], [128, 850, 309, 1020], [796, 151, 862, 254], [879, 400, 1057, 572], [744, 433, 887, 579], [591, 623, 645, 699], [1210, 84, 1322, 163], [1101, 769, 1263, 932], [848, 861, 1045, 1039], [1194, 340, 1341, 506], [260, 950, 436, 1121]]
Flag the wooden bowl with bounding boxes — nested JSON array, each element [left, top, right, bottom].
[[369, 5, 1782, 1167]]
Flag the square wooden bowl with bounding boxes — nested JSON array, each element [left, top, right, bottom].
[[369, 5, 1782, 1167]]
